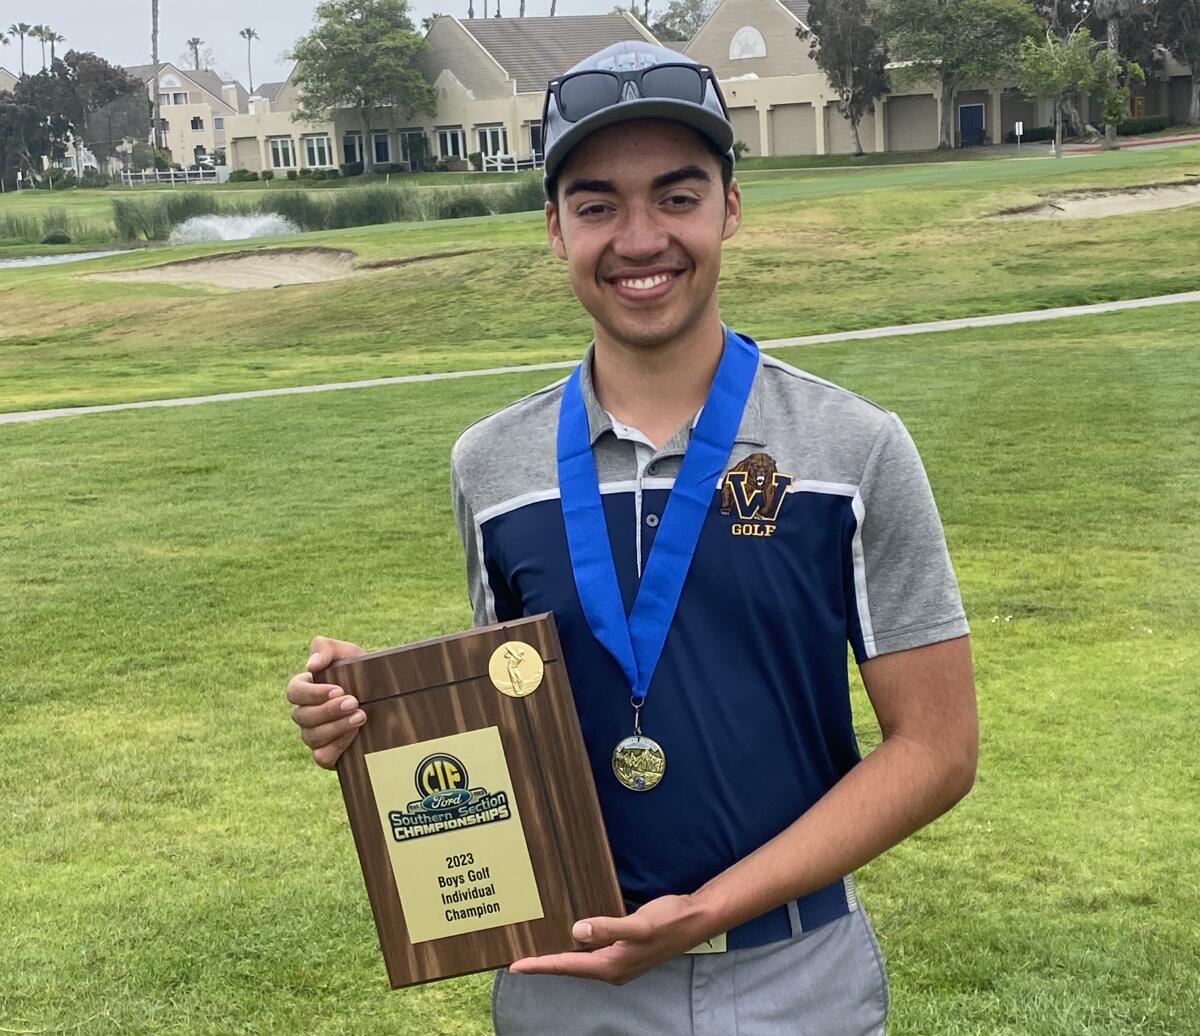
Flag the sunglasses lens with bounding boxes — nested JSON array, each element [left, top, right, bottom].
[[640, 66, 705, 104], [558, 73, 621, 122]]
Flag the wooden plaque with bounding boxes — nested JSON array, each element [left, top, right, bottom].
[[319, 612, 624, 988]]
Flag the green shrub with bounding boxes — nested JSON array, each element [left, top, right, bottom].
[[468, 150, 484, 171], [309, 169, 327, 181], [227, 168, 261, 182], [732, 140, 751, 160], [40, 207, 71, 238], [40, 229, 72, 245], [1117, 114, 1171, 136], [326, 168, 340, 179], [1006, 125, 1055, 142], [261, 169, 275, 181], [259, 191, 327, 232], [0, 213, 40, 242], [340, 161, 364, 177], [423, 187, 492, 220], [286, 169, 298, 180], [298, 168, 313, 178], [163, 192, 220, 225], [113, 196, 172, 240], [490, 175, 546, 214], [326, 184, 421, 228]]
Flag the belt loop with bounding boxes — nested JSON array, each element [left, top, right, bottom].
[[786, 899, 803, 937]]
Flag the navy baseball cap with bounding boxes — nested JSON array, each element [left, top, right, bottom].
[[541, 41, 735, 196]]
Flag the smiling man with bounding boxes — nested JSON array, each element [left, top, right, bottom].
[[287, 40, 977, 1036]]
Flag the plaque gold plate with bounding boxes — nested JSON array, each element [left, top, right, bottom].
[[318, 613, 624, 988]]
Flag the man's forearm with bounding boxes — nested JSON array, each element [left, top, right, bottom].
[[689, 732, 975, 937]]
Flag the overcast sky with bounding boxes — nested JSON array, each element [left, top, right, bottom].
[[5, 0, 630, 87]]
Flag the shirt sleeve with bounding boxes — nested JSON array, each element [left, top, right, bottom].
[[449, 449, 521, 629], [845, 411, 969, 663]]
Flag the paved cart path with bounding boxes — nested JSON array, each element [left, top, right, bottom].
[[4, 288, 1199, 426]]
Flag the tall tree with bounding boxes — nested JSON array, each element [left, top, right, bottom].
[[1158, 0, 1200, 124], [647, 0, 716, 40], [879, 0, 1043, 148], [32, 25, 47, 70], [47, 30, 65, 64], [8, 23, 32, 76], [288, 0, 438, 173], [1018, 24, 1099, 156], [240, 27, 260, 92], [151, 1, 162, 151], [187, 36, 205, 70], [1093, 0, 1140, 146], [797, 0, 889, 156]]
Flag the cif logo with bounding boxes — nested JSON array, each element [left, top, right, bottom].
[[415, 753, 471, 811]]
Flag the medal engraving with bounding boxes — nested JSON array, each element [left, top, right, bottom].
[[488, 641, 544, 698], [611, 734, 666, 791]]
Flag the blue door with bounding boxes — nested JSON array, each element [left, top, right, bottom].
[[959, 105, 985, 146]]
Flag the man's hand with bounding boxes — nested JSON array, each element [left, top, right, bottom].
[[508, 893, 712, 986], [286, 635, 367, 769]]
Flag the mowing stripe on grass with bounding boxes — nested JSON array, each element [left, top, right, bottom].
[[4, 288, 1200, 426]]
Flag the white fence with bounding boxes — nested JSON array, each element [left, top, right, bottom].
[[120, 167, 229, 186], [481, 154, 544, 173]]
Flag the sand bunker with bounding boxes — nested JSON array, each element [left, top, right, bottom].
[[84, 246, 485, 289], [996, 179, 1200, 220]]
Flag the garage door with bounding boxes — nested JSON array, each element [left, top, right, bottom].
[[886, 94, 937, 152], [729, 106, 761, 157], [769, 103, 816, 156], [825, 103, 876, 154]]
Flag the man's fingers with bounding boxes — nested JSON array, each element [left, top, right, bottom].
[[572, 915, 646, 948], [291, 693, 362, 729], [299, 710, 366, 749], [286, 672, 346, 707], [312, 730, 357, 770], [306, 636, 365, 674], [508, 948, 623, 981]]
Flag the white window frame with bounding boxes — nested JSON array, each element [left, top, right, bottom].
[[528, 121, 543, 157], [398, 129, 423, 164], [213, 117, 224, 130], [190, 116, 204, 131], [476, 124, 508, 157], [343, 132, 361, 165], [172, 91, 188, 105], [269, 137, 296, 168], [436, 127, 466, 159], [304, 135, 333, 167]]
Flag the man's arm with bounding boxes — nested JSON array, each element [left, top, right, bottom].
[[510, 634, 977, 984]]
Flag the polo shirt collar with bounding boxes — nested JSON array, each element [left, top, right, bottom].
[[578, 323, 768, 450]]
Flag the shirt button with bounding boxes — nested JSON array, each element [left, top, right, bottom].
[[645, 513, 659, 528], [647, 462, 659, 475]]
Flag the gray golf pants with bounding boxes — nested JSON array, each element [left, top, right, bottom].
[[491, 905, 889, 1035]]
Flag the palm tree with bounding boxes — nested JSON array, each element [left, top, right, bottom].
[[187, 36, 204, 70], [32, 24, 47, 70], [46, 30, 65, 65], [8, 23, 32, 76], [151, 1, 162, 151], [549, 0, 557, 14], [239, 27, 259, 92], [1093, 0, 1139, 149]]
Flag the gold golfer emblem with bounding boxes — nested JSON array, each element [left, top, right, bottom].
[[488, 641, 544, 697]]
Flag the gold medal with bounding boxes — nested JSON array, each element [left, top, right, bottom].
[[487, 641, 544, 698], [612, 734, 666, 791], [612, 699, 665, 791]]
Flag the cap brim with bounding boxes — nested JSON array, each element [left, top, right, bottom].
[[543, 98, 735, 183]]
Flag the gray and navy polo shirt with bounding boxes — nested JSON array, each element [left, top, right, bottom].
[[449, 328, 968, 947]]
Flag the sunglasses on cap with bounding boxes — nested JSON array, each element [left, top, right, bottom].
[[543, 63, 729, 127]]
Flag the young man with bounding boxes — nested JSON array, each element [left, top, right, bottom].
[[287, 41, 977, 1035]]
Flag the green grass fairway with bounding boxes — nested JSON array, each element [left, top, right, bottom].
[[3, 300, 1198, 1034], [2, 141, 1199, 414]]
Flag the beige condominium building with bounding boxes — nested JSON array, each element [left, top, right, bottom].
[[223, 4, 1195, 172], [224, 12, 657, 174], [686, 0, 1194, 155], [125, 62, 249, 166], [0, 66, 17, 93]]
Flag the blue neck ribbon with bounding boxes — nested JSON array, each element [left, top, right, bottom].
[[556, 326, 760, 706]]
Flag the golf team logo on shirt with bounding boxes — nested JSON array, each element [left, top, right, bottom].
[[385, 752, 513, 842], [720, 452, 794, 537]]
